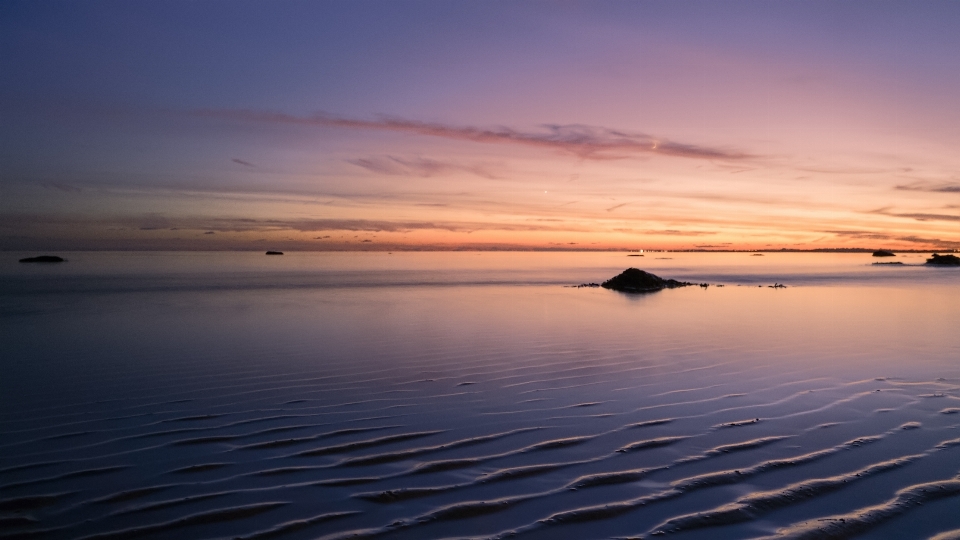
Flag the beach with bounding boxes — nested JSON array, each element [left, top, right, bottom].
[[2, 251, 959, 539]]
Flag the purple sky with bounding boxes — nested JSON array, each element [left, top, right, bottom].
[[2, 1, 960, 250]]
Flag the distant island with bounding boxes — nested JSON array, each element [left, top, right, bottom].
[[19, 255, 65, 263], [926, 253, 960, 266], [600, 268, 693, 293], [872, 250, 896, 257], [265, 251, 284, 255]]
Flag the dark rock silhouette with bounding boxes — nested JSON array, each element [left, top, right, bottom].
[[601, 268, 692, 293], [265, 251, 284, 255], [19, 255, 65, 263], [926, 253, 960, 266], [873, 261, 903, 265], [872, 250, 896, 257]]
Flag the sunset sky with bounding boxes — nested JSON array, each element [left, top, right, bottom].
[[2, 1, 960, 251]]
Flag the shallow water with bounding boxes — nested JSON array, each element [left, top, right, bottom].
[[1, 251, 959, 540]]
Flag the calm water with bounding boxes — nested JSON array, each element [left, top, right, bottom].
[[1, 251, 959, 540]]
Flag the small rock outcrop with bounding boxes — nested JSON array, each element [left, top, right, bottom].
[[872, 250, 896, 257], [926, 253, 960, 266], [19, 255, 65, 263], [265, 251, 284, 255], [601, 268, 692, 293]]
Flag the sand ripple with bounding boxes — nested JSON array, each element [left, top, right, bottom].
[[3, 313, 960, 540]]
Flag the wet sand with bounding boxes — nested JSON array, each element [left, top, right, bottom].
[[2, 252, 959, 539]]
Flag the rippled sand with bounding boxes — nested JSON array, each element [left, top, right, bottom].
[[2, 252, 959, 539]]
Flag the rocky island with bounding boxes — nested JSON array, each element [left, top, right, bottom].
[[265, 251, 284, 255], [926, 253, 960, 266], [19, 255, 65, 263], [601, 268, 693, 293], [872, 250, 896, 257]]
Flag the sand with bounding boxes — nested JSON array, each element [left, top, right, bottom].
[[1, 251, 959, 539]]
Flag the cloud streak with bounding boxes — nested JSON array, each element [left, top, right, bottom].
[[42, 183, 83, 193], [826, 229, 960, 248], [871, 208, 960, 222], [246, 218, 552, 233], [605, 202, 629, 212], [614, 228, 718, 236], [825, 230, 895, 240], [895, 182, 960, 193], [193, 109, 751, 161], [0, 214, 591, 235], [347, 156, 500, 179], [896, 236, 960, 248]]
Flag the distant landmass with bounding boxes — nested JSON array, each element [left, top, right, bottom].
[[926, 253, 960, 266], [19, 255, 65, 263], [600, 268, 693, 293]]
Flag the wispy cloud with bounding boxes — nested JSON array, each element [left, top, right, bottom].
[[794, 166, 901, 175], [825, 230, 893, 240], [871, 208, 960, 222], [895, 181, 960, 193], [650, 229, 718, 236], [41, 183, 83, 193], [0, 214, 590, 235], [895, 236, 960, 248], [605, 202, 629, 212], [232, 158, 256, 167], [136, 215, 175, 230], [193, 109, 751, 161], [347, 156, 499, 179], [615, 228, 718, 236], [893, 212, 960, 222], [203, 217, 590, 234], [826, 229, 960, 248]]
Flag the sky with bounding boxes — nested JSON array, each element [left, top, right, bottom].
[[2, 0, 960, 251]]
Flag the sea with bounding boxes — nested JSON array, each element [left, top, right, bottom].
[[1, 251, 959, 540]]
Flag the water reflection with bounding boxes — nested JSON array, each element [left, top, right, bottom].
[[1, 252, 958, 539]]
